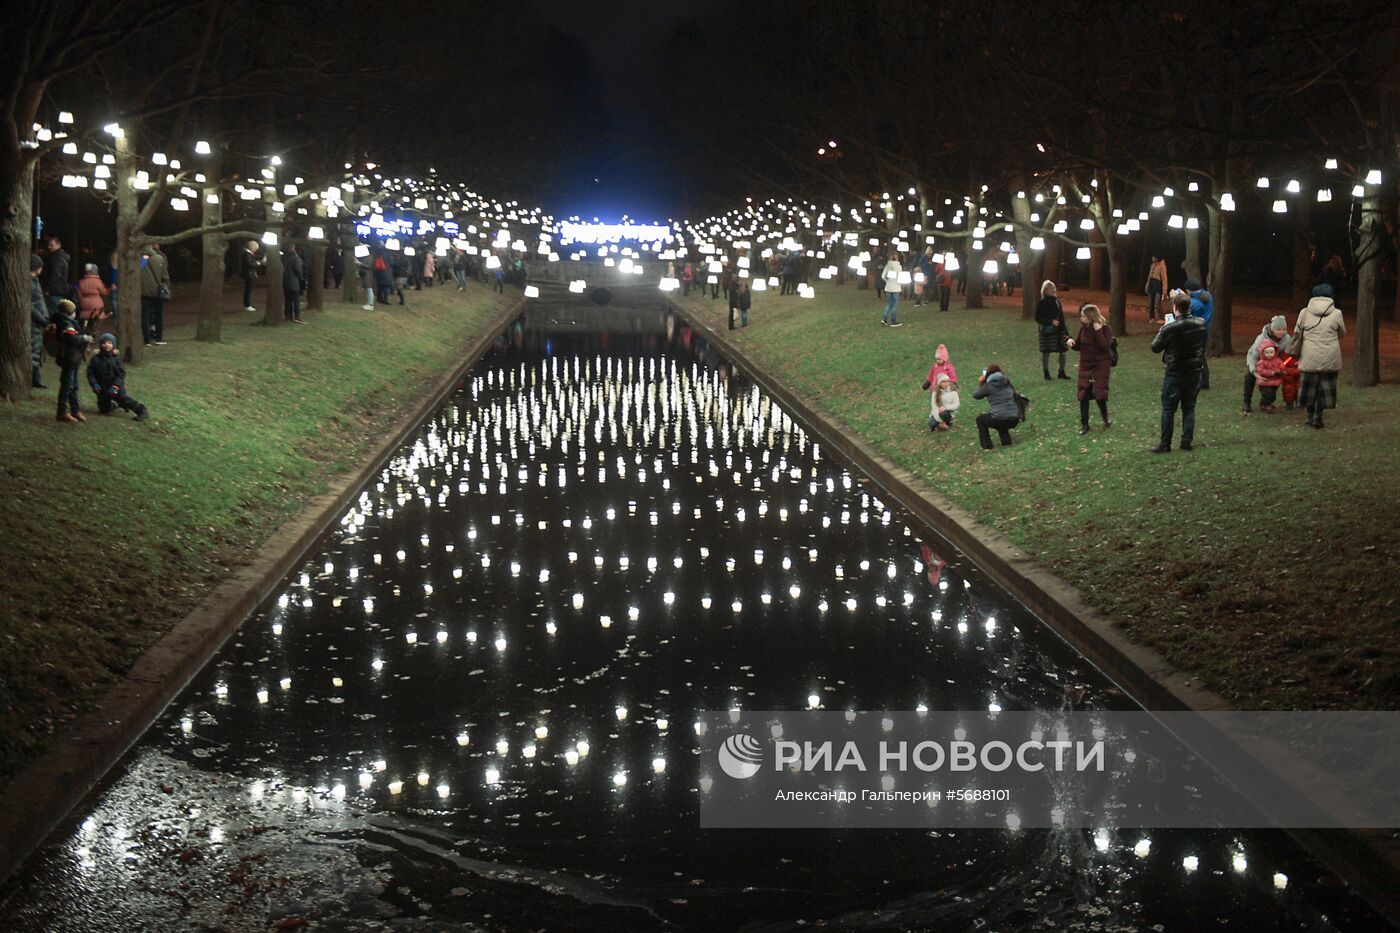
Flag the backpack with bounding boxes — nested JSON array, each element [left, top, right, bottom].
[[42, 322, 62, 360], [373, 255, 387, 272], [1008, 381, 1030, 423], [1109, 337, 1119, 367]]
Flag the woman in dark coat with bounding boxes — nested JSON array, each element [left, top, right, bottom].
[[1034, 279, 1070, 380], [1066, 302, 1113, 434]]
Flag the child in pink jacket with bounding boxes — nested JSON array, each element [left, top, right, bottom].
[[922, 343, 959, 390], [1254, 339, 1284, 412]]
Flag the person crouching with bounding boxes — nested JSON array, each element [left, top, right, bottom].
[[87, 333, 149, 421], [928, 373, 960, 431]]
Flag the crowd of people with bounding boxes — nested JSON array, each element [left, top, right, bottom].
[[27, 231, 526, 426], [912, 277, 1348, 452]]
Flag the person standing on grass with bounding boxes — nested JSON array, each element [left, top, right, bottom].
[[391, 250, 410, 305], [1252, 340, 1285, 412], [373, 248, 394, 305], [453, 248, 469, 291], [30, 255, 49, 389], [41, 235, 70, 315], [1066, 302, 1113, 434], [935, 263, 952, 312], [1150, 292, 1207, 453], [881, 252, 903, 327], [973, 363, 1020, 449], [282, 243, 305, 323], [139, 244, 170, 345], [1243, 314, 1290, 414], [1034, 280, 1070, 380], [1145, 254, 1168, 322], [1184, 277, 1213, 389], [51, 299, 92, 423], [241, 240, 261, 312], [76, 263, 110, 332], [357, 250, 376, 310], [1292, 283, 1346, 429]]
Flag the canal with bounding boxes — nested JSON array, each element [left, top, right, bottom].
[[0, 306, 1388, 931]]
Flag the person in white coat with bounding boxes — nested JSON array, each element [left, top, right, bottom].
[[1292, 284, 1347, 429], [881, 254, 904, 327]]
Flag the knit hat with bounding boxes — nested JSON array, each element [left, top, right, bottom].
[[1269, 314, 1287, 331], [30, 254, 44, 271], [98, 333, 117, 346], [56, 299, 76, 315], [1183, 277, 1202, 291], [1311, 283, 1334, 298]]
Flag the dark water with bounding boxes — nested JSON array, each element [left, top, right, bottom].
[[1, 307, 1390, 931]]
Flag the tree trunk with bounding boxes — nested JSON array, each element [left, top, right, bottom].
[[114, 135, 145, 365], [1206, 204, 1236, 356], [1042, 235, 1061, 287], [1087, 224, 1107, 291], [1353, 192, 1382, 387], [963, 246, 984, 309], [1291, 198, 1314, 310], [307, 201, 326, 311], [196, 177, 224, 342], [340, 220, 359, 304], [0, 147, 35, 402], [1182, 214, 1202, 283], [1008, 183, 1041, 320], [261, 235, 283, 325], [1106, 235, 1128, 336]]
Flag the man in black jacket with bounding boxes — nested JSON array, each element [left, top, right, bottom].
[[282, 244, 304, 323], [41, 235, 70, 314], [241, 240, 261, 311], [1149, 293, 1208, 453]]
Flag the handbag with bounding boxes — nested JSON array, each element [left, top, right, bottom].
[[157, 282, 171, 301], [1008, 381, 1030, 423], [1109, 337, 1119, 367]]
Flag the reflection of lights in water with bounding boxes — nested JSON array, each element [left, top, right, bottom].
[[359, 772, 374, 789], [215, 683, 228, 698], [180, 717, 193, 733]]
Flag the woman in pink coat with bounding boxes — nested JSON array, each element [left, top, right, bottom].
[[76, 263, 110, 327]]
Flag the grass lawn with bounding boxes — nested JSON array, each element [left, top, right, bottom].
[[680, 283, 1400, 711], [0, 286, 513, 779]]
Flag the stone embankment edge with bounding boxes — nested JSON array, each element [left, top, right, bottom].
[[0, 298, 526, 886], [669, 299, 1400, 927]]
